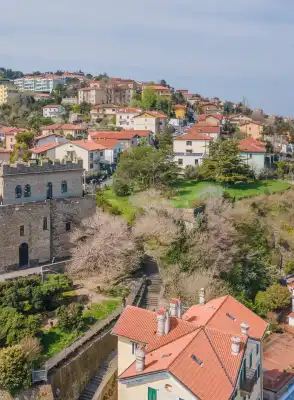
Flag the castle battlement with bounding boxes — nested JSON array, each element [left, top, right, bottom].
[[0, 159, 83, 176]]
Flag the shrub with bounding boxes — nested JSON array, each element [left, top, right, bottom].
[[0, 345, 30, 394], [285, 260, 294, 275], [184, 165, 199, 180], [19, 337, 41, 363], [255, 283, 291, 316], [57, 303, 84, 332], [112, 178, 132, 196]]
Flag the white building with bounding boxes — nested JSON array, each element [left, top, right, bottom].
[[116, 108, 142, 130], [14, 75, 66, 93], [173, 131, 213, 168], [43, 104, 65, 118], [78, 87, 106, 105], [113, 294, 267, 400], [134, 111, 167, 134]]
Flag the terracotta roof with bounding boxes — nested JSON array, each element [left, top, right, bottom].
[[117, 108, 142, 113], [199, 114, 222, 121], [31, 142, 59, 154], [89, 131, 138, 140], [115, 298, 258, 400], [1, 127, 27, 135], [187, 126, 220, 134], [174, 104, 187, 109], [134, 111, 168, 119], [93, 139, 118, 149], [71, 140, 106, 151], [40, 124, 85, 131], [92, 104, 119, 110], [133, 130, 152, 137], [238, 138, 266, 153], [174, 132, 213, 141], [0, 149, 11, 153]]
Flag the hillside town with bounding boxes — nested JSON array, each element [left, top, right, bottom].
[[1, 67, 294, 400]]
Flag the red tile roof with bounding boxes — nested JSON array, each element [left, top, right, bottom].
[[174, 132, 213, 141], [35, 133, 62, 140], [43, 104, 62, 108], [31, 142, 59, 154], [114, 295, 267, 400], [93, 139, 118, 149], [71, 140, 106, 151], [238, 138, 266, 153], [187, 126, 220, 134], [174, 104, 187, 109], [133, 130, 152, 137], [89, 131, 138, 140], [199, 114, 222, 121], [134, 111, 168, 119], [1, 127, 27, 135], [117, 108, 142, 113], [40, 124, 85, 131]]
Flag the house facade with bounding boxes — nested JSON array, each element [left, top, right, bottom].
[[174, 104, 186, 119], [173, 132, 213, 168], [113, 293, 267, 400], [1, 127, 27, 151], [90, 105, 119, 123], [88, 131, 140, 149], [238, 138, 268, 172], [78, 87, 107, 105], [0, 85, 18, 105], [239, 121, 263, 140], [134, 111, 167, 134], [116, 108, 142, 129], [39, 124, 87, 139], [14, 75, 66, 92], [0, 149, 11, 163], [198, 114, 222, 126], [43, 104, 65, 118]]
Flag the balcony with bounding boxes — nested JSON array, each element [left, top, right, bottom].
[[174, 152, 206, 157], [240, 368, 258, 395]]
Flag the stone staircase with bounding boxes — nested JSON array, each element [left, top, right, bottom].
[[140, 275, 162, 310], [78, 350, 117, 400]]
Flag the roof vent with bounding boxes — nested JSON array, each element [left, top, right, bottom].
[[161, 353, 172, 358], [226, 312, 236, 321], [191, 354, 204, 367]]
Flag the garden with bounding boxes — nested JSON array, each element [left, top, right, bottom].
[[0, 273, 121, 394]]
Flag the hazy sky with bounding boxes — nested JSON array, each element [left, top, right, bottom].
[[1, 0, 294, 115]]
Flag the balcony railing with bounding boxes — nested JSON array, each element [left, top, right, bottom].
[[174, 152, 206, 157], [240, 368, 258, 395]]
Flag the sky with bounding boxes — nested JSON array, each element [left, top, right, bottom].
[[1, 0, 294, 115]]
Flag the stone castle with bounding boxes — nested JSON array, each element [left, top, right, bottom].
[[0, 160, 96, 272]]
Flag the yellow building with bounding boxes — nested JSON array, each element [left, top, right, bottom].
[[174, 104, 186, 119], [0, 85, 18, 105]]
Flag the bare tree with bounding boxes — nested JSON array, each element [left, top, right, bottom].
[[68, 210, 143, 282]]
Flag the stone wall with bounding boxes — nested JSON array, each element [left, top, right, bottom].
[[49, 332, 117, 400], [0, 385, 54, 400], [0, 196, 96, 272]]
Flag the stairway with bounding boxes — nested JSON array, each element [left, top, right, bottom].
[[78, 351, 117, 400], [140, 275, 162, 310]]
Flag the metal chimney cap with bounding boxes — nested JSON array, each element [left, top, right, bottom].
[[232, 336, 241, 343], [240, 322, 249, 329]]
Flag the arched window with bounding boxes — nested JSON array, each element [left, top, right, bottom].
[[24, 184, 31, 197], [47, 182, 53, 199], [61, 180, 67, 193], [15, 185, 22, 198]]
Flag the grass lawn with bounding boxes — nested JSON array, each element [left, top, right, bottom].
[[171, 180, 292, 208], [41, 299, 120, 360], [103, 187, 139, 223]]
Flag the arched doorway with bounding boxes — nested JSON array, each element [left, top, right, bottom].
[[47, 182, 53, 199], [19, 243, 29, 267]]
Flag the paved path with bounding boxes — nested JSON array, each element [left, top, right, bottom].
[[0, 260, 67, 281]]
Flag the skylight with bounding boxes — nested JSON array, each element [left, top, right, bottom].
[[191, 354, 204, 367], [226, 312, 236, 321]]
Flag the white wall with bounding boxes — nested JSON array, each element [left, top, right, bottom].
[[173, 139, 210, 154], [240, 152, 265, 172], [116, 112, 139, 129], [134, 117, 157, 133], [54, 143, 101, 172]]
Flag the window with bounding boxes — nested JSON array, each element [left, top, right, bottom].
[[131, 342, 138, 354], [15, 185, 22, 198], [47, 182, 53, 199], [61, 180, 67, 193], [24, 184, 31, 197], [10, 138, 13, 143], [249, 352, 253, 368], [186, 149, 192, 154], [90, 152, 93, 161], [148, 387, 157, 400], [256, 343, 259, 355], [186, 141, 192, 146], [65, 222, 71, 232], [178, 159, 183, 165], [20, 225, 24, 236], [43, 217, 48, 230], [257, 363, 260, 379], [90, 163, 94, 169], [195, 159, 199, 166], [249, 154, 252, 158], [100, 151, 103, 156]]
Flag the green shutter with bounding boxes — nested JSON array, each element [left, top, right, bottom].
[[249, 352, 253, 368], [148, 387, 157, 400]]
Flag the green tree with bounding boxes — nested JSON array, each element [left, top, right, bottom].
[[157, 127, 173, 154], [15, 132, 35, 148], [57, 303, 84, 332], [113, 146, 178, 195], [0, 345, 31, 394], [51, 84, 67, 104], [156, 97, 172, 116], [142, 87, 157, 110], [255, 283, 290, 316], [199, 140, 252, 184], [79, 102, 92, 114]]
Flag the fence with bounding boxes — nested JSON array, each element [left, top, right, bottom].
[[41, 277, 146, 372]]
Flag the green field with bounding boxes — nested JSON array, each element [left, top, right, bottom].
[[103, 187, 139, 223], [171, 180, 292, 208]]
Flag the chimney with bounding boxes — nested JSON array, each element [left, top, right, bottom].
[[157, 309, 166, 336], [291, 295, 294, 313], [169, 299, 179, 317], [231, 337, 241, 355], [240, 322, 250, 336], [199, 288, 205, 305], [177, 299, 182, 318], [164, 310, 170, 334], [135, 345, 146, 372]]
